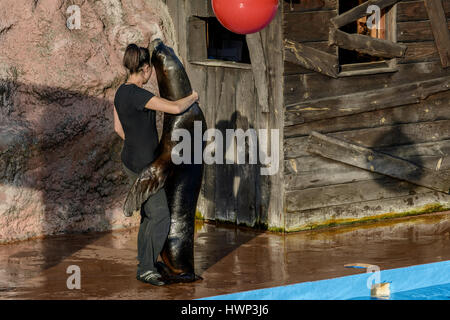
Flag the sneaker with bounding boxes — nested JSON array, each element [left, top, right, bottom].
[[137, 270, 166, 286]]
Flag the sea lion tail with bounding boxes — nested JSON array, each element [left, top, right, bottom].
[[123, 162, 169, 217]]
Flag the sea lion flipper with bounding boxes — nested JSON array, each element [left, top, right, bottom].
[[123, 162, 168, 217]]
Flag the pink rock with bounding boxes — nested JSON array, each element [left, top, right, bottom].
[[0, 0, 176, 243]]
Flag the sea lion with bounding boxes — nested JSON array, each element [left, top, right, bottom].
[[123, 39, 206, 283]]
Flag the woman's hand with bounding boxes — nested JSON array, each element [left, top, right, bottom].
[[191, 90, 199, 103], [144, 90, 199, 114], [175, 91, 199, 113]]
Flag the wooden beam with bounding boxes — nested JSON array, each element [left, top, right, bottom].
[[246, 32, 270, 113], [285, 76, 450, 125], [286, 120, 450, 159], [284, 90, 450, 138], [284, 39, 339, 78], [306, 131, 450, 194], [284, 61, 449, 106], [424, 0, 450, 68], [329, 29, 407, 58], [331, 0, 401, 28]]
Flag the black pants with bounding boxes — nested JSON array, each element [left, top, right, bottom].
[[123, 164, 170, 275]]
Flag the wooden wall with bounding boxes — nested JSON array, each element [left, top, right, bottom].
[[283, 0, 450, 231], [163, 0, 285, 230]]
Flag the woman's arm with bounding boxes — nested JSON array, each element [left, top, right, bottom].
[[114, 106, 125, 140], [144, 91, 198, 114]]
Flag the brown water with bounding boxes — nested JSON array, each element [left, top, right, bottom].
[[0, 212, 449, 300]]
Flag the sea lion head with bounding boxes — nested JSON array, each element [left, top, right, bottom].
[[149, 39, 192, 101]]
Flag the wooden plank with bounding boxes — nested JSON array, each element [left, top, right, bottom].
[[289, 140, 450, 170], [284, 62, 316, 76], [285, 120, 450, 158], [285, 190, 450, 230], [287, 138, 450, 173], [284, 90, 450, 137], [214, 68, 237, 223], [283, 0, 337, 13], [285, 177, 434, 212], [255, 101, 269, 227], [285, 149, 450, 190], [283, 10, 337, 42], [339, 60, 391, 72], [177, 0, 188, 64], [397, 0, 450, 22], [286, 139, 450, 174], [284, 41, 337, 75], [187, 17, 207, 61], [261, 5, 285, 230], [285, 158, 450, 190], [254, 73, 270, 227], [285, 159, 384, 190], [284, 39, 339, 78], [235, 70, 258, 227], [329, 29, 407, 58], [306, 131, 450, 193], [284, 61, 449, 105], [195, 66, 216, 221], [284, 76, 450, 125], [190, 60, 252, 70], [397, 20, 450, 42], [246, 32, 270, 113], [424, 0, 450, 67], [190, 0, 210, 17], [399, 41, 441, 63], [331, 0, 401, 28]]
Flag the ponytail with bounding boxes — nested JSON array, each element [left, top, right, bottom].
[[123, 44, 151, 74]]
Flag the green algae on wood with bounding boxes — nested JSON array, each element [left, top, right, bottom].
[[287, 203, 450, 233], [195, 210, 204, 221]]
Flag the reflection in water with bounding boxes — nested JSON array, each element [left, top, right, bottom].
[[0, 212, 449, 299]]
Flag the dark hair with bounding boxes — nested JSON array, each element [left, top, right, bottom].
[[123, 44, 151, 74]]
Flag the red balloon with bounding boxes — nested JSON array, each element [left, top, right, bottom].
[[212, 0, 279, 35]]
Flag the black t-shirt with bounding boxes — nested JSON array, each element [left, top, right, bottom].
[[114, 83, 158, 174]]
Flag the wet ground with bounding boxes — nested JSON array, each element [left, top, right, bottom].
[[0, 211, 449, 300]]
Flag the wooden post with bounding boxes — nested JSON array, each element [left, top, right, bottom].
[[284, 39, 339, 78], [246, 32, 270, 113], [306, 131, 450, 194], [424, 0, 450, 68]]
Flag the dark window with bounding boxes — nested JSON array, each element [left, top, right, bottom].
[[338, 0, 387, 65], [203, 17, 251, 64]]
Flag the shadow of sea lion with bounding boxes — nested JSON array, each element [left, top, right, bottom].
[[370, 125, 424, 193]]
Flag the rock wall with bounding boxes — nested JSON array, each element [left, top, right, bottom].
[[0, 0, 177, 243]]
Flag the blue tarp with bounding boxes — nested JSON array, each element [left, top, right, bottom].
[[200, 260, 450, 300]]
